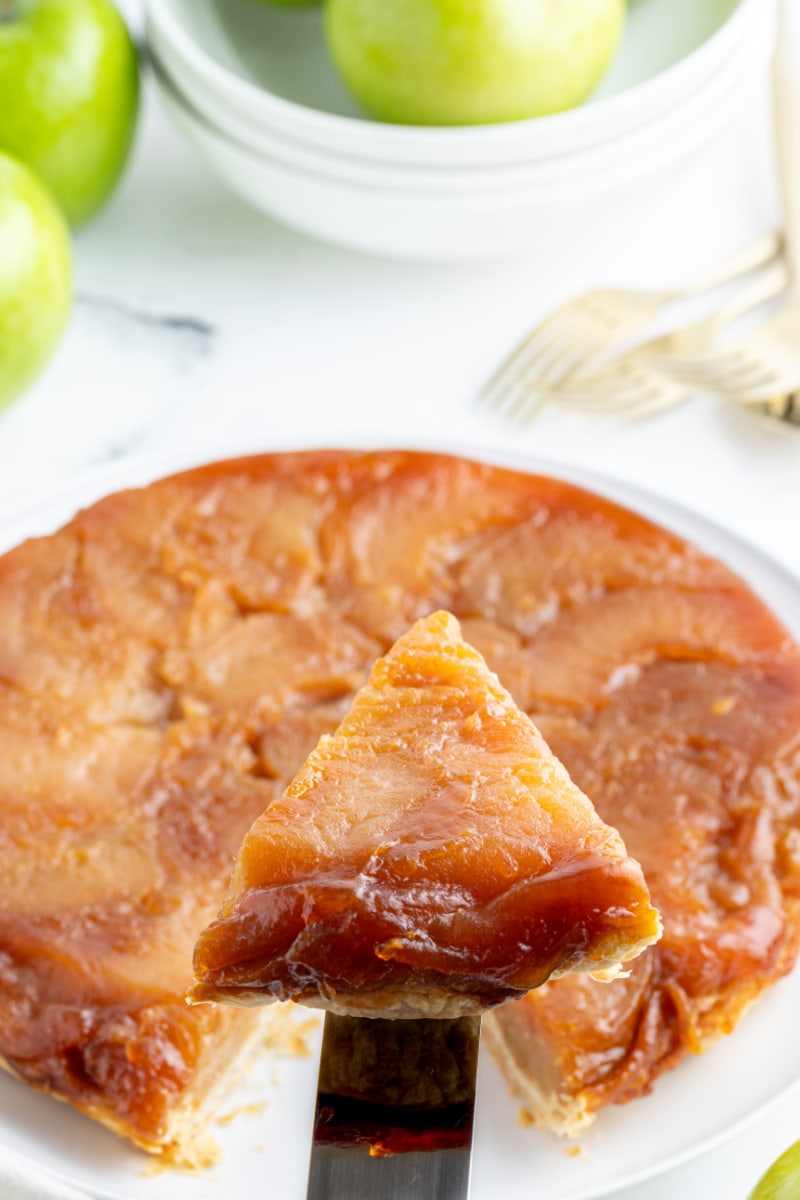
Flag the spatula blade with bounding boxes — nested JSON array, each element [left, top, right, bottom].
[[306, 1012, 481, 1200]]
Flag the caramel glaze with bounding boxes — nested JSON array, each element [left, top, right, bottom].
[[0, 450, 798, 1146], [190, 611, 661, 1015]]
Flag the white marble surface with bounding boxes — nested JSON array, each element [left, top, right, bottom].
[[1, 1, 799, 1197]]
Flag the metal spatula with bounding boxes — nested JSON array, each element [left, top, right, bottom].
[[306, 1013, 481, 1200]]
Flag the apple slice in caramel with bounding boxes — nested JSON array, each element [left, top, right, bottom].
[[190, 611, 661, 1018]]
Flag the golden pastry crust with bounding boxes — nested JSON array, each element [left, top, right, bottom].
[[0, 450, 797, 1148]]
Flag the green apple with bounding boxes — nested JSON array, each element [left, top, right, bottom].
[[326, 0, 625, 125], [0, 0, 140, 225], [749, 1140, 800, 1200], [0, 152, 71, 413]]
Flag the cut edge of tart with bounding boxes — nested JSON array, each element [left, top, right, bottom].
[[189, 610, 661, 1019], [0, 1007, 272, 1161]]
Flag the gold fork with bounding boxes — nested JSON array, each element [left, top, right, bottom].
[[507, 261, 791, 426], [554, 372, 800, 437], [478, 233, 782, 419], [641, 276, 800, 400], [639, 5, 800, 403]]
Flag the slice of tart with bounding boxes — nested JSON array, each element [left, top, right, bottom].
[[190, 611, 661, 1018]]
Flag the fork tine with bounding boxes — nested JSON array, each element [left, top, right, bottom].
[[529, 296, 654, 389], [557, 382, 667, 413], [479, 305, 590, 410], [489, 311, 602, 418], [681, 352, 767, 385], [511, 384, 664, 426], [647, 331, 800, 396], [537, 294, 674, 391], [550, 362, 654, 406], [646, 349, 743, 377], [663, 357, 784, 394], [538, 325, 623, 388], [707, 366, 787, 394], [506, 360, 621, 425], [506, 389, 551, 428], [711, 359, 800, 396], [554, 356, 688, 419], [559, 385, 659, 411], [502, 323, 629, 422], [660, 364, 757, 390], [731, 371, 800, 401], [480, 288, 648, 413], [511, 308, 613, 396], [504, 311, 595, 393], [645, 353, 749, 391], [508, 371, 659, 428]]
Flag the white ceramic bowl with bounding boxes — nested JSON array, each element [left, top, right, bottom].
[[151, 21, 761, 198], [154, 52, 768, 260], [145, 0, 774, 259], [146, 0, 764, 167]]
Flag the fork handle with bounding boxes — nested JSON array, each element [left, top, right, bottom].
[[680, 232, 782, 298], [712, 259, 791, 329], [774, 0, 800, 283]]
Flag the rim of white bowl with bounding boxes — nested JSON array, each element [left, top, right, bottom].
[[159, 48, 760, 212], [152, 11, 758, 181], [145, 0, 763, 163], [153, 23, 766, 201]]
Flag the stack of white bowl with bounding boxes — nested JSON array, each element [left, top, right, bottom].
[[147, 0, 772, 261]]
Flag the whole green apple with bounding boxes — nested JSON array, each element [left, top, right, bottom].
[[0, 152, 72, 413], [749, 1140, 800, 1200], [0, 0, 139, 225], [326, 0, 625, 125]]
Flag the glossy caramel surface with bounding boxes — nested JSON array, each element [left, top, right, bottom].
[[0, 450, 798, 1144], [191, 611, 660, 1015]]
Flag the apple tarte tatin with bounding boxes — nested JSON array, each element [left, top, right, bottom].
[[190, 610, 661, 1018], [0, 450, 798, 1152]]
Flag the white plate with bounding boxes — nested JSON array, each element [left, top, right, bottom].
[[1, 441, 800, 1200]]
